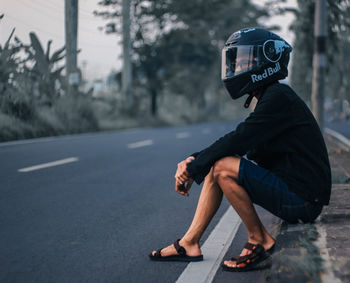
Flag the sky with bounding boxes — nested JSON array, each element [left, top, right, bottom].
[[0, 0, 297, 81]]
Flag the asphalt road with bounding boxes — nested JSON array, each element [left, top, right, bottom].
[[0, 120, 248, 283], [2, 118, 347, 283]]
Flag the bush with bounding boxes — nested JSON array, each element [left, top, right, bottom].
[[0, 111, 37, 141], [53, 95, 99, 133]]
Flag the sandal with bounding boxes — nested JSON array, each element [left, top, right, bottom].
[[149, 239, 203, 262], [222, 242, 271, 272]]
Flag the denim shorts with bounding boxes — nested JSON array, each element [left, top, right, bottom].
[[237, 158, 323, 223]]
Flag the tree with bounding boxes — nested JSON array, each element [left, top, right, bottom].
[[273, 0, 350, 103], [95, 0, 270, 118]]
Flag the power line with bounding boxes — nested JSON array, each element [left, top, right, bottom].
[[17, 0, 102, 25], [4, 13, 65, 39], [4, 13, 119, 49], [35, 0, 111, 31], [4, 1, 113, 37], [43, 0, 100, 18], [16, 0, 64, 22]]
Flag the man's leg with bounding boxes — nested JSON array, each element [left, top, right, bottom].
[[212, 156, 275, 267], [151, 167, 223, 257]]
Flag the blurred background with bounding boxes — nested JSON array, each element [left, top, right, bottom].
[[0, 0, 349, 142]]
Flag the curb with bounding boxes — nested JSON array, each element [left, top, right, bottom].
[[265, 127, 350, 282]]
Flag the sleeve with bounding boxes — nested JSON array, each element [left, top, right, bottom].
[[190, 151, 203, 158], [187, 87, 293, 184]]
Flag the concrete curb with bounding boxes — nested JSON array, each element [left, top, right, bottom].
[[265, 128, 350, 282]]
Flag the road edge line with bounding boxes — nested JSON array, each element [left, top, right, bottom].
[[176, 206, 241, 283], [325, 127, 350, 149]]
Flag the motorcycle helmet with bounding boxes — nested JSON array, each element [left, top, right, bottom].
[[221, 28, 292, 107]]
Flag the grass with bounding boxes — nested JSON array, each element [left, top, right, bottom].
[[0, 89, 245, 142]]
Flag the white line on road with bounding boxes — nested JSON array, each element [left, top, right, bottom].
[[0, 132, 103, 147], [176, 206, 241, 283], [18, 157, 79, 172], [176, 132, 190, 139], [0, 137, 56, 147], [127, 139, 153, 149], [325, 127, 350, 149]]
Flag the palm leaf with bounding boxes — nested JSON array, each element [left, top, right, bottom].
[[4, 28, 16, 49], [46, 40, 52, 61], [50, 46, 65, 64], [29, 32, 49, 73]]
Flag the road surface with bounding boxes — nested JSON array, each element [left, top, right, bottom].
[[2, 118, 345, 283]]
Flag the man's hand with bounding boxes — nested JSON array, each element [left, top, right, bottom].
[[175, 179, 194, 197], [175, 156, 195, 196]]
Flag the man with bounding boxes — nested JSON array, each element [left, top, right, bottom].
[[149, 28, 331, 272]]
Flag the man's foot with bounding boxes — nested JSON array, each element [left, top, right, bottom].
[[223, 238, 275, 269], [151, 238, 202, 258]]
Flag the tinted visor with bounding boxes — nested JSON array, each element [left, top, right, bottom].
[[221, 45, 261, 80]]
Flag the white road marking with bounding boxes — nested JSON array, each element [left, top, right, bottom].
[[176, 206, 241, 283], [18, 157, 79, 172], [0, 132, 103, 147], [0, 137, 56, 147], [176, 132, 190, 139], [325, 128, 350, 149], [127, 139, 153, 149]]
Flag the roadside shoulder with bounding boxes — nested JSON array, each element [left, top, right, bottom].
[[265, 131, 350, 282]]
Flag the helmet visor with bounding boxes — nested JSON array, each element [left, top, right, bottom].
[[221, 45, 261, 80]]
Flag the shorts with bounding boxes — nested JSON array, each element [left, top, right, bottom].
[[237, 158, 323, 223]]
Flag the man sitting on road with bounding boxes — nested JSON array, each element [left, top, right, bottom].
[[149, 28, 331, 272]]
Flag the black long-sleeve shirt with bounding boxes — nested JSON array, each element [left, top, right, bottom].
[[187, 82, 331, 205]]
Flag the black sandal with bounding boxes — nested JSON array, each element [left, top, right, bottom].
[[149, 239, 203, 262], [222, 242, 271, 272]]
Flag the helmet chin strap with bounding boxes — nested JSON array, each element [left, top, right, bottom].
[[244, 89, 262, 108], [244, 94, 254, 108]]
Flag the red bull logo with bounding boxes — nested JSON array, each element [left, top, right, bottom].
[[251, 62, 281, 83]]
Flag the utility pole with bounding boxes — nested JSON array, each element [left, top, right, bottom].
[[122, 0, 133, 109], [65, 0, 79, 96], [311, 0, 327, 131]]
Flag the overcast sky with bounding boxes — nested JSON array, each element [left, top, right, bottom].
[[0, 0, 297, 81]]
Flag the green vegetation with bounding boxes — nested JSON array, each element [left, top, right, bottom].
[[282, 0, 350, 105], [1, 1, 270, 141], [95, 0, 271, 119], [0, 29, 100, 141], [2, 1, 350, 142]]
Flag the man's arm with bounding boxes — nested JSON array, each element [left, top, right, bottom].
[[187, 86, 294, 184]]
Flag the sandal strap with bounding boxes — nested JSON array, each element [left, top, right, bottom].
[[236, 244, 265, 265], [155, 249, 162, 257], [173, 239, 187, 256], [244, 242, 261, 251]]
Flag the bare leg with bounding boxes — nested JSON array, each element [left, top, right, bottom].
[[213, 157, 275, 267], [152, 168, 223, 257]]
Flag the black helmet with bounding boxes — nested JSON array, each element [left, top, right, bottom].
[[221, 28, 292, 104]]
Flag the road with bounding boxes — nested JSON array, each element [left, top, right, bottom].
[[1, 118, 347, 283], [0, 120, 271, 283]]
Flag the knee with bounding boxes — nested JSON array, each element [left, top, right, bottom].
[[212, 156, 240, 184]]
